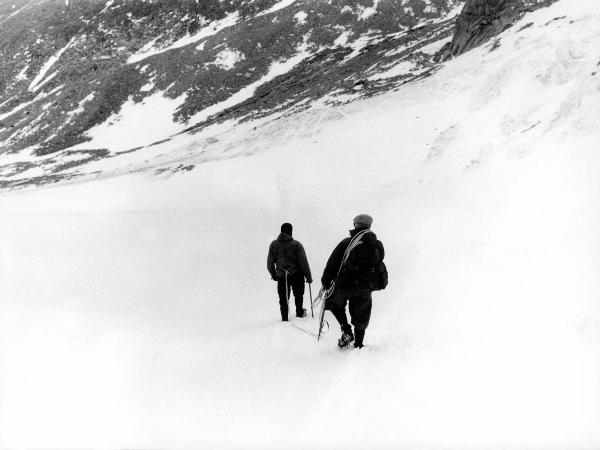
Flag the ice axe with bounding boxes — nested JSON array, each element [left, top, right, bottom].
[[308, 282, 314, 318]]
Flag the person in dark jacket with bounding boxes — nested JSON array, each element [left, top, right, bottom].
[[267, 223, 313, 321], [321, 214, 384, 348]]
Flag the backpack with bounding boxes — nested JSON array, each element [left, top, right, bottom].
[[374, 260, 388, 291], [337, 231, 388, 291]]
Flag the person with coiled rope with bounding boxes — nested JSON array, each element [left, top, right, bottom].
[[267, 223, 313, 322], [321, 214, 386, 349]]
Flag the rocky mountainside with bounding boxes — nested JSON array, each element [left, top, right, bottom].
[[0, 0, 558, 189]]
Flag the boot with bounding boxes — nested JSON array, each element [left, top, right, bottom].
[[338, 324, 354, 348], [353, 328, 365, 348], [296, 308, 307, 318]]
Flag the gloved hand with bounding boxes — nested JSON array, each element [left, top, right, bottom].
[[306, 277, 313, 284], [271, 275, 278, 281]]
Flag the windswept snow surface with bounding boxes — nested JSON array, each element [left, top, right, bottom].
[[1, 1, 600, 449]]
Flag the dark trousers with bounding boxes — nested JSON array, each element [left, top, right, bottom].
[[327, 288, 372, 336], [277, 272, 305, 320]]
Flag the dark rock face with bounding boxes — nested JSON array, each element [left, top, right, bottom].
[[447, 0, 557, 56]]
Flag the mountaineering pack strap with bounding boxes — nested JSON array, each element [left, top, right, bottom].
[[336, 229, 370, 278]]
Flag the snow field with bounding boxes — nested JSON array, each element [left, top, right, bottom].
[[1, 1, 600, 449]]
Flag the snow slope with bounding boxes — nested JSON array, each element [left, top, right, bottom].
[[1, 1, 599, 449]]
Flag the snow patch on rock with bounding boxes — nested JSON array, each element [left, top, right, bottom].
[[127, 12, 239, 64], [294, 11, 308, 25], [69, 91, 188, 152], [256, 0, 297, 17], [211, 48, 245, 70]]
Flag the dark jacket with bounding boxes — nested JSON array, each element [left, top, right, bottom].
[[321, 227, 385, 289], [267, 233, 312, 281]]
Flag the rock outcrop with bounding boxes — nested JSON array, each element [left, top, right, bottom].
[[447, 0, 557, 56]]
